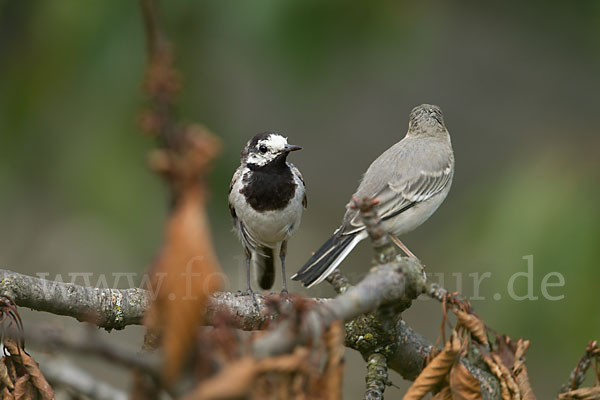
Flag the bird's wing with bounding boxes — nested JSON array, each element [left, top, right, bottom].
[[228, 167, 244, 221], [342, 141, 453, 234], [288, 162, 307, 208], [377, 159, 453, 219]]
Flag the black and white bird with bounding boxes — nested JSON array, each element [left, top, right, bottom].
[[229, 132, 307, 294], [292, 104, 454, 288]]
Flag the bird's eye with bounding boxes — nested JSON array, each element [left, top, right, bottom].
[[259, 145, 268, 153]]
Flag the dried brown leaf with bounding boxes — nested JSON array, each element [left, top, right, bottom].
[[14, 374, 35, 400], [403, 331, 462, 400], [186, 358, 257, 400], [449, 362, 483, 400], [454, 310, 488, 347], [513, 340, 535, 400], [0, 357, 14, 391], [3, 340, 54, 400], [130, 369, 161, 400], [492, 353, 520, 399], [558, 387, 600, 400], [322, 321, 345, 400], [480, 353, 511, 400], [496, 334, 517, 371], [431, 386, 453, 400], [144, 131, 224, 385], [184, 348, 311, 400], [2, 386, 15, 400]]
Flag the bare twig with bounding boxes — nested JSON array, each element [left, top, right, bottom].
[[560, 340, 600, 393], [364, 353, 389, 400], [24, 326, 160, 377], [351, 197, 397, 264], [326, 269, 352, 295], [37, 355, 128, 400]]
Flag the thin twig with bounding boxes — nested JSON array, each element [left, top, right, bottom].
[[37, 355, 128, 400], [364, 353, 389, 400], [560, 340, 600, 393], [24, 326, 160, 377], [326, 269, 352, 295]]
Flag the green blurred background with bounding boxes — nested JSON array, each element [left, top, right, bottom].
[[1, 1, 599, 398]]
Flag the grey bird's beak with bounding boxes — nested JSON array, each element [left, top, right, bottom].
[[284, 144, 303, 152]]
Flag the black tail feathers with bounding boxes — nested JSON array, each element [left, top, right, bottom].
[[255, 246, 275, 290], [292, 232, 356, 287]]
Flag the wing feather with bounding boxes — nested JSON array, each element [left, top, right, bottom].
[[289, 162, 307, 208], [344, 150, 453, 234]]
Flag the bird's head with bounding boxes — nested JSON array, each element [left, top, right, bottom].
[[242, 132, 302, 168], [407, 104, 447, 137]]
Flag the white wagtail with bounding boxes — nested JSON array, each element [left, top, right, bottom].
[[229, 132, 306, 294], [292, 104, 454, 288]]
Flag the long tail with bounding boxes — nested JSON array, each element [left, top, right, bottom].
[[292, 230, 366, 288], [254, 246, 275, 290]]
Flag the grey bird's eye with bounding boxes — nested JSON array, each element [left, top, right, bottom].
[[259, 144, 268, 153]]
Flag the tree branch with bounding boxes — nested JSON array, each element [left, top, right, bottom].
[[36, 355, 128, 400], [24, 326, 160, 377], [1, 267, 499, 398], [0, 269, 148, 330], [251, 256, 426, 358], [364, 353, 388, 400]]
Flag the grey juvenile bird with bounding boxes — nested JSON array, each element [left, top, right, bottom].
[[229, 132, 306, 294], [292, 104, 454, 288]]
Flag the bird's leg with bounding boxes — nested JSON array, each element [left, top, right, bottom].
[[280, 240, 288, 294], [245, 253, 252, 292], [245, 252, 259, 308], [389, 234, 417, 258]]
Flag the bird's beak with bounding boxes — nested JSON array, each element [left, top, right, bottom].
[[284, 144, 303, 152]]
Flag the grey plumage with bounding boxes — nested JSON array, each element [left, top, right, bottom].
[[229, 132, 306, 293], [292, 104, 454, 288]]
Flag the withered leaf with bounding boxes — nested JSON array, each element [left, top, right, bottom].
[[403, 331, 461, 400], [14, 374, 35, 400], [513, 339, 535, 400], [480, 353, 512, 400], [431, 386, 452, 400], [320, 322, 345, 400], [495, 334, 517, 370], [184, 349, 311, 400], [454, 310, 488, 347], [558, 387, 600, 400], [2, 386, 15, 400], [449, 362, 483, 400], [144, 128, 224, 385], [3, 340, 54, 400], [0, 357, 14, 391]]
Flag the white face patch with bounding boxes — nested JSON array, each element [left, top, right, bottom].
[[246, 134, 289, 166], [260, 134, 288, 152]]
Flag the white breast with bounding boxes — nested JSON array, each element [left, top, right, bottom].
[[229, 167, 305, 249]]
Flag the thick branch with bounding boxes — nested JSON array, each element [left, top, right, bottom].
[[0, 269, 269, 331], [252, 256, 426, 358], [0, 269, 148, 330], [1, 268, 498, 397]]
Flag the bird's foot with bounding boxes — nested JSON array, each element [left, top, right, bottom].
[[246, 289, 260, 310], [279, 288, 293, 303]]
